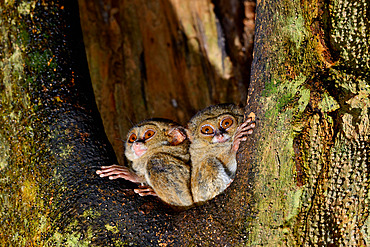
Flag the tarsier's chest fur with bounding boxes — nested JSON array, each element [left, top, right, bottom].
[[190, 142, 236, 202], [186, 103, 248, 203]]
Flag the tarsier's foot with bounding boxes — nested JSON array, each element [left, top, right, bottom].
[[232, 117, 256, 151], [96, 164, 142, 183], [134, 185, 157, 197]]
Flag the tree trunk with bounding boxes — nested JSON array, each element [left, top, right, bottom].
[[0, 1, 135, 245], [246, 0, 370, 245]]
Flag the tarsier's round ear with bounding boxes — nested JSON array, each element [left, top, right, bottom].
[[167, 126, 187, 145]]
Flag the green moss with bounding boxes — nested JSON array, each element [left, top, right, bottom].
[[105, 223, 120, 234], [0, 1, 62, 246], [50, 222, 93, 247], [263, 74, 308, 120], [247, 0, 325, 244], [283, 14, 307, 50], [318, 92, 340, 112]]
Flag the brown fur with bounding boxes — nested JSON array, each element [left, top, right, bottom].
[[187, 104, 253, 203], [124, 119, 193, 207]]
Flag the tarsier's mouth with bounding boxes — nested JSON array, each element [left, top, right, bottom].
[[132, 145, 148, 158], [212, 134, 230, 143]]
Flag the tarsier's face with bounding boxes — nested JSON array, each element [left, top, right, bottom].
[[198, 114, 238, 144], [125, 120, 186, 161], [126, 127, 156, 159]]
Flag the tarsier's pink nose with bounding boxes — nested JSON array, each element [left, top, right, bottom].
[[214, 134, 229, 143], [133, 142, 148, 157]]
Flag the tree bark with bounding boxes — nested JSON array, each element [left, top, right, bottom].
[[0, 1, 135, 245], [246, 0, 370, 245]]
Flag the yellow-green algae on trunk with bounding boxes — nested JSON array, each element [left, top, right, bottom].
[[248, 0, 369, 245], [0, 1, 54, 245], [0, 1, 96, 245]]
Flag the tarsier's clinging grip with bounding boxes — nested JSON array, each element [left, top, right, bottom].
[[97, 119, 193, 207], [187, 104, 255, 203]]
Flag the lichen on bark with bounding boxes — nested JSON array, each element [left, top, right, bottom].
[[247, 0, 369, 245], [0, 1, 55, 245]]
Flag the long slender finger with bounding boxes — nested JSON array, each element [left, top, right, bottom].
[[236, 122, 255, 133], [137, 191, 157, 196], [108, 174, 131, 180], [242, 117, 252, 124], [238, 118, 252, 129], [96, 167, 129, 175], [99, 170, 131, 178], [99, 164, 124, 169], [238, 121, 256, 131], [97, 169, 125, 175], [238, 136, 250, 142], [134, 188, 157, 196], [235, 122, 255, 135], [98, 165, 129, 171], [234, 127, 255, 139], [135, 187, 154, 192], [97, 168, 130, 175], [100, 167, 130, 173], [97, 165, 121, 174], [235, 128, 254, 138]]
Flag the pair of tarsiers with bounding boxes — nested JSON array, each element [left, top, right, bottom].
[[96, 104, 256, 208]]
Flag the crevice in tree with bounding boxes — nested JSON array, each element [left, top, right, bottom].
[[139, 51, 148, 111]]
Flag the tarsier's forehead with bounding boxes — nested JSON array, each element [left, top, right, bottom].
[[128, 118, 181, 138], [137, 118, 176, 125], [135, 122, 158, 129], [201, 112, 243, 121], [188, 104, 244, 133], [194, 104, 242, 119]]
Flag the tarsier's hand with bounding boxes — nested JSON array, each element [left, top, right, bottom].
[[96, 164, 142, 183], [232, 117, 256, 152], [134, 185, 157, 197], [96, 165, 158, 197]]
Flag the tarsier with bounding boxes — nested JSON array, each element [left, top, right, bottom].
[[97, 104, 255, 207], [97, 118, 193, 207], [187, 104, 255, 203]]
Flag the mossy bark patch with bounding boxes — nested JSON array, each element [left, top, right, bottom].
[[247, 0, 369, 245]]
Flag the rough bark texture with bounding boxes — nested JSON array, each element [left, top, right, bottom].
[[246, 0, 369, 245], [0, 1, 135, 245], [78, 0, 255, 166]]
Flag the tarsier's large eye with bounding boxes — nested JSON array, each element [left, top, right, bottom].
[[220, 117, 234, 129], [144, 129, 156, 141], [200, 124, 215, 135], [128, 133, 137, 143]]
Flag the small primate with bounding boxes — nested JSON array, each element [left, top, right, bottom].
[[97, 119, 193, 207], [187, 104, 255, 203]]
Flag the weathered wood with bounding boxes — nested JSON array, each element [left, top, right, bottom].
[[78, 0, 253, 166]]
